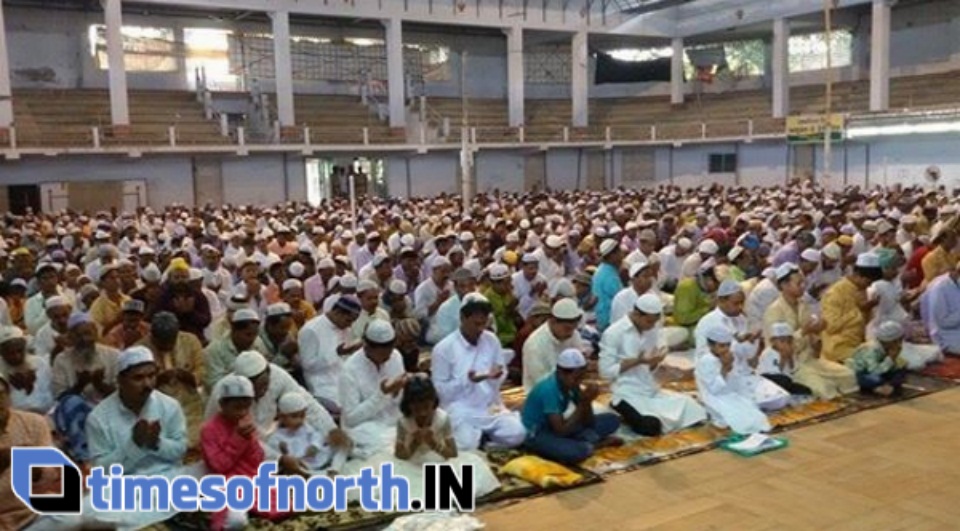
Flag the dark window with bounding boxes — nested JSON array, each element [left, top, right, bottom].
[[708, 153, 737, 173]]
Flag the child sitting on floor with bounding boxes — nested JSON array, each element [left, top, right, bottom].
[[758, 322, 813, 399], [267, 391, 348, 476], [695, 326, 772, 435], [200, 375, 288, 530], [343, 376, 501, 503], [846, 320, 909, 397]]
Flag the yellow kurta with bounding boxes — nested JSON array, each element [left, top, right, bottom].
[[138, 332, 206, 447], [89, 292, 130, 331], [820, 277, 867, 363], [921, 246, 959, 285], [764, 295, 857, 399]]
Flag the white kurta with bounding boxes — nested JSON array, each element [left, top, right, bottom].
[[744, 278, 780, 331], [658, 245, 686, 284], [338, 349, 405, 457], [757, 347, 799, 377], [30, 322, 60, 364], [512, 271, 548, 319], [694, 309, 790, 411], [266, 423, 345, 473], [432, 330, 526, 450], [427, 293, 462, 345], [0, 355, 54, 415], [80, 390, 202, 530], [521, 322, 584, 392], [599, 317, 706, 433], [298, 314, 350, 409], [610, 286, 641, 325], [695, 351, 771, 435]]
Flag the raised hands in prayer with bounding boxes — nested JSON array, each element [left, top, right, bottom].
[[8, 370, 36, 394], [469, 364, 504, 383], [236, 413, 256, 438], [325, 427, 353, 451], [132, 418, 161, 450]]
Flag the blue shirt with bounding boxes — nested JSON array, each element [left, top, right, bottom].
[[521, 372, 580, 437], [592, 262, 623, 331]]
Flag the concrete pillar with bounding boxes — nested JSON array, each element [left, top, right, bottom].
[[383, 18, 406, 128], [671, 37, 684, 105], [103, 0, 130, 126], [271, 11, 295, 127], [505, 26, 524, 127], [571, 31, 588, 128], [772, 18, 790, 118], [0, 1, 13, 128], [870, 0, 891, 111]]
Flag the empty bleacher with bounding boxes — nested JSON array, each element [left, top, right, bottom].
[[268, 94, 400, 145], [11, 89, 224, 148], [8, 70, 960, 149], [421, 98, 513, 142]]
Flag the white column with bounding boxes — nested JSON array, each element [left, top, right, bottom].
[[103, 0, 130, 126], [505, 26, 524, 128], [383, 18, 406, 128], [869, 0, 891, 112], [271, 11, 295, 127], [0, 1, 13, 128], [571, 31, 588, 128], [670, 37, 684, 105], [772, 18, 790, 118]]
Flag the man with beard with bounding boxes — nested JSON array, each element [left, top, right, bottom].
[[138, 312, 206, 446], [31, 295, 72, 364], [204, 308, 267, 391], [50, 313, 119, 462], [0, 326, 54, 415]]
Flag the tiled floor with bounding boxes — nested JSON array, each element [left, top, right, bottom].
[[480, 387, 960, 530]]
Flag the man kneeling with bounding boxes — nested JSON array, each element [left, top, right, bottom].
[[521, 349, 621, 465]]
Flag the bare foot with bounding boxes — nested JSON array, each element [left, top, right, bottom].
[[874, 384, 894, 397]]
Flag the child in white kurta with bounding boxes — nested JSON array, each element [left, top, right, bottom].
[[267, 392, 348, 474], [695, 326, 771, 435], [757, 322, 813, 398]]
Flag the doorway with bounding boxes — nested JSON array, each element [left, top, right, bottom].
[[8, 185, 40, 215], [305, 157, 386, 205]]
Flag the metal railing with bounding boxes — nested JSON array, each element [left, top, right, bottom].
[[1, 116, 793, 152]]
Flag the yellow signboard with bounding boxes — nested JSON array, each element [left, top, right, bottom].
[[786, 114, 845, 143]]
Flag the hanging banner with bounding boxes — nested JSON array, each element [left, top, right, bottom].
[[786, 114, 845, 143]]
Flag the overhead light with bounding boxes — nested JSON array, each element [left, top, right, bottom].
[[846, 121, 960, 139]]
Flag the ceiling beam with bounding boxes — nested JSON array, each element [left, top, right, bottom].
[[608, 6, 678, 36], [622, 0, 696, 16], [675, 0, 873, 37], [128, 0, 669, 35]]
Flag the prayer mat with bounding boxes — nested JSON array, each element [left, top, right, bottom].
[[139, 373, 957, 531], [920, 355, 960, 381], [580, 372, 955, 476], [146, 449, 600, 531]]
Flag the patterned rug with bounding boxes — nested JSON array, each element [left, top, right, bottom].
[[146, 372, 955, 531], [921, 355, 960, 381]]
